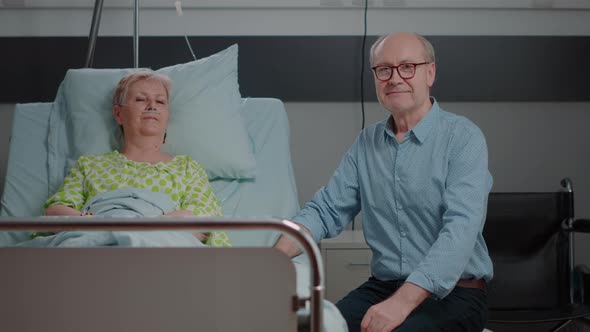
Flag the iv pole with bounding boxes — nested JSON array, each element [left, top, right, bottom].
[[85, 0, 140, 68]]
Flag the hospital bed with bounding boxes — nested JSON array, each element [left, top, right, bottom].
[[0, 76, 347, 331]]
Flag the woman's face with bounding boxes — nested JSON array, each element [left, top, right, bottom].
[[114, 79, 169, 141]]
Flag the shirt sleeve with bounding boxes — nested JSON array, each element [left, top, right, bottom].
[[293, 137, 362, 243], [406, 123, 493, 299], [181, 158, 230, 247], [44, 158, 87, 211]]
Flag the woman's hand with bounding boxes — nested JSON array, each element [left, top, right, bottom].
[[164, 210, 194, 217], [45, 204, 84, 216], [41, 205, 91, 237], [192, 231, 210, 242]]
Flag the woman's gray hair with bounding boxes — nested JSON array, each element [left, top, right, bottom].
[[369, 33, 436, 66], [113, 70, 172, 106]]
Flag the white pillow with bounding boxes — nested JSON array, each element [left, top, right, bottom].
[[47, 44, 256, 194]]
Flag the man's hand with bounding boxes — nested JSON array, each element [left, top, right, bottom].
[[360, 282, 430, 332], [274, 235, 303, 258], [273, 226, 313, 258]]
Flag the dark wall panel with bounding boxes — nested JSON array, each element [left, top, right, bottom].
[[0, 36, 588, 103]]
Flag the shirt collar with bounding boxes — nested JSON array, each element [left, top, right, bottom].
[[410, 97, 440, 144], [383, 97, 440, 144]]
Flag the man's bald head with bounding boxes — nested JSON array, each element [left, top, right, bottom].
[[370, 32, 435, 67]]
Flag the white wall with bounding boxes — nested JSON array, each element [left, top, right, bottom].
[[1, 7, 590, 37]]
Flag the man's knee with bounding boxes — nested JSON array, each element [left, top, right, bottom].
[[335, 288, 382, 332], [336, 297, 365, 332]]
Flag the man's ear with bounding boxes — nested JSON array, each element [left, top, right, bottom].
[[427, 62, 436, 88]]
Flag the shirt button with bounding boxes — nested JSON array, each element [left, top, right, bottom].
[[397, 204, 403, 210], [401, 232, 406, 237], [395, 176, 400, 181]]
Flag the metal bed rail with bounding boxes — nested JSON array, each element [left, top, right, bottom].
[[0, 217, 324, 332]]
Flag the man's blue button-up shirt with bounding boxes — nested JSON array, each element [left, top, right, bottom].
[[294, 100, 494, 299]]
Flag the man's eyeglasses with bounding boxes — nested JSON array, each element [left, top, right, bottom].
[[371, 62, 430, 81]]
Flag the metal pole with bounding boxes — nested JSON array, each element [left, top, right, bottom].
[[561, 178, 576, 304], [85, 0, 105, 68], [133, 0, 139, 68]]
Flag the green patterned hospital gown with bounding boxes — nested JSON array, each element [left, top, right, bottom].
[[45, 151, 231, 247]]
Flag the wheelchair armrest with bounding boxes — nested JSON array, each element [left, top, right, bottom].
[[574, 264, 590, 304], [572, 219, 590, 233]]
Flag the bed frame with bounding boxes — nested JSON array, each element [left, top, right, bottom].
[[0, 217, 324, 332]]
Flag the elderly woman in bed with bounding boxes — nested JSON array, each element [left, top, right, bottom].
[[43, 70, 231, 247]]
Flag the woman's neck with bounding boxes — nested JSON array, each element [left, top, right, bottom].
[[120, 140, 172, 164]]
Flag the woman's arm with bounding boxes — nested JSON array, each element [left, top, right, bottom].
[[181, 159, 229, 246], [44, 158, 87, 213]]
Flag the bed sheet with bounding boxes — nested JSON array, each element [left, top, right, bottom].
[[212, 97, 300, 246], [0, 102, 52, 244], [0, 102, 52, 218]]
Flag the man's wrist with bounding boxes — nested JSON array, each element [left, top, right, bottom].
[[389, 282, 431, 317], [274, 235, 302, 258]]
